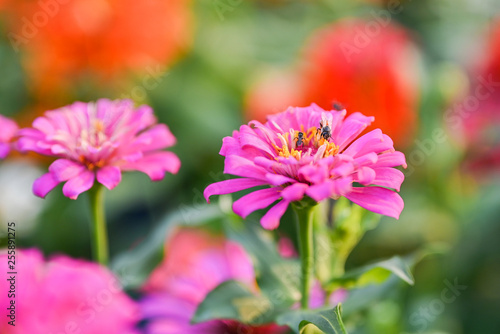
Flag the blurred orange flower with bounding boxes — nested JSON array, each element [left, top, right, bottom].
[[246, 19, 421, 148], [3, 0, 192, 95]]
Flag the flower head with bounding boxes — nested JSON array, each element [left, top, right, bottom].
[[0, 249, 139, 334], [141, 228, 288, 334], [18, 99, 180, 199], [205, 104, 406, 229], [0, 115, 18, 159]]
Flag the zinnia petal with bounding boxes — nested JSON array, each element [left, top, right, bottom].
[[48, 159, 86, 182], [373, 151, 407, 168], [344, 187, 404, 219], [357, 166, 376, 185], [224, 155, 266, 180], [281, 183, 308, 202], [260, 200, 290, 230], [33, 173, 61, 198], [0, 143, 10, 159], [372, 167, 405, 191], [97, 166, 122, 190], [122, 151, 181, 181], [336, 112, 375, 150], [232, 188, 281, 218], [306, 181, 335, 202], [62, 170, 95, 200], [204, 178, 268, 202]]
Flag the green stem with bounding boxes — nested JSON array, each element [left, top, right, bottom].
[[88, 184, 109, 265], [293, 203, 316, 309]]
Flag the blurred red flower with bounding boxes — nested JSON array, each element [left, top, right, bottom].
[[246, 19, 421, 148], [3, 0, 192, 95], [463, 20, 500, 173]]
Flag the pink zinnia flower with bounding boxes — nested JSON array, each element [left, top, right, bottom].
[[17, 99, 180, 199], [205, 104, 406, 229], [0, 249, 139, 334], [0, 115, 18, 159], [140, 228, 289, 334]]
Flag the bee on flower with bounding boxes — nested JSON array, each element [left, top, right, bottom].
[[205, 104, 407, 230]]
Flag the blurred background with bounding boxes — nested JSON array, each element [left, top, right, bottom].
[[0, 0, 500, 333]]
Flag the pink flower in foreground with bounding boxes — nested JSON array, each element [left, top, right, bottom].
[[205, 104, 406, 229], [17, 99, 180, 199], [0, 115, 18, 159], [0, 249, 139, 334], [140, 228, 289, 334]]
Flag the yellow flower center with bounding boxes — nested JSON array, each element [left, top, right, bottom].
[[272, 126, 339, 161]]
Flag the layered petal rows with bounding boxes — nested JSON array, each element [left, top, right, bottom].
[[205, 104, 406, 229], [18, 99, 180, 199], [0, 249, 139, 334]]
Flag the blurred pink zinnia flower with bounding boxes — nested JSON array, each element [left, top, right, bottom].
[[205, 105, 406, 229], [17, 99, 180, 199], [140, 228, 289, 334], [0, 115, 18, 159], [0, 249, 139, 334]]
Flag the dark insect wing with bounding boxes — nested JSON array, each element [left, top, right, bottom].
[[295, 131, 305, 147], [332, 101, 344, 111]]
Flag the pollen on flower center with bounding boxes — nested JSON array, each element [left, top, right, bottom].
[[78, 119, 108, 150], [272, 126, 339, 161], [79, 155, 105, 171]]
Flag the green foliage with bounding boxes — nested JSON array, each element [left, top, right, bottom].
[[326, 256, 414, 290], [314, 198, 381, 282], [193, 280, 282, 325], [224, 216, 301, 306], [277, 305, 347, 334], [111, 204, 226, 289]]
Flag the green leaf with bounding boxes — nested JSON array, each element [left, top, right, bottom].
[[326, 256, 414, 291], [328, 198, 382, 277], [277, 305, 348, 334], [224, 217, 301, 306], [339, 249, 442, 317], [341, 275, 403, 317], [111, 204, 225, 289], [193, 280, 281, 325]]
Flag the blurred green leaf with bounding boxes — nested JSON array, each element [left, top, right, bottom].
[[111, 204, 225, 289], [340, 248, 443, 317], [316, 198, 381, 280], [277, 304, 347, 334], [225, 217, 301, 306], [193, 280, 282, 325], [327, 256, 415, 290]]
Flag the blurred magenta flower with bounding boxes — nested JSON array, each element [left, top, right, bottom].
[[0, 115, 18, 159], [141, 228, 289, 334], [205, 105, 406, 229], [0, 249, 139, 334], [17, 99, 180, 199]]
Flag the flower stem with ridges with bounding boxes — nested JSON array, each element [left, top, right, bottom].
[[88, 184, 108, 265], [293, 201, 316, 309]]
